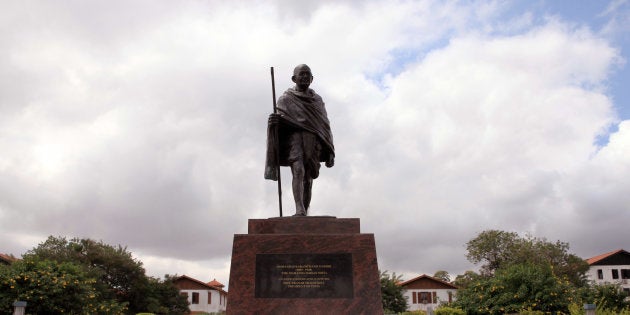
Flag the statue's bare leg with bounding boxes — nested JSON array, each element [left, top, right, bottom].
[[290, 161, 307, 216], [303, 177, 313, 213]]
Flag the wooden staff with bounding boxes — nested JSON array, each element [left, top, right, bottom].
[[270, 67, 283, 217]]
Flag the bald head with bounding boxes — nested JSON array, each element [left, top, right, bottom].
[[293, 64, 312, 76], [292, 64, 313, 92]]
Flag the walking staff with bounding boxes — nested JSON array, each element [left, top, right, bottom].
[[270, 67, 283, 217]]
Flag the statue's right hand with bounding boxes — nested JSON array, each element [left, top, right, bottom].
[[268, 113, 281, 125]]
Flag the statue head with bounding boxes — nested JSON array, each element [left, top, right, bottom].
[[292, 64, 313, 92]]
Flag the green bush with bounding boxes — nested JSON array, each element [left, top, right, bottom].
[[435, 306, 465, 315], [518, 308, 545, 315], [568, 303, 630, 315]]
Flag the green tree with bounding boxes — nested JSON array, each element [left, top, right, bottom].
[[454, 263, 578, 314], [465, 230, 519, 275], [380, 270, 407, 313], [22, 236, 188, 314], [465, 230, 589, 286], [145, 275, 189, 314], [0, 258, 126, 314], [587, 283, 629, 312], [433, 270, 451, 282], [452, 270, 481, 289]]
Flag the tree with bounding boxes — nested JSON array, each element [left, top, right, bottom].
[[380, 270, 407, 313], [454, 263, 578, 314], [0, 258, 126, 314], [146, 275, 189, 314], [434, 270, 451, 282], [465, 230, 589, 286], [22, 236, 188, 314], [465, 230, 519, 275], [452, 270, 481, 289], [587, 283, 630, 312]]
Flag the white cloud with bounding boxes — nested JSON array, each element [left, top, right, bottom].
[[0, 0, 627, 283]]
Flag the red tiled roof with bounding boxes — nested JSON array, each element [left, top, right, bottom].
[[173, 275, 228, 294], [586, 249, 628, 265], [0, 253, 17, 264], [207, 278, 225, 288], [398, 274, 458, 289]]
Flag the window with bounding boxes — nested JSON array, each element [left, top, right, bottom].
[[598, 269, 603, 279], [192, 292, 199, 304], [621, 269, 630, 279], [208, 292, 212, 304], [613, 269, 619, 279], [412, 291, 436, 304], [419, 292, 432, 304]]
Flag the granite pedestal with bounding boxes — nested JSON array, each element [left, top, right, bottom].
[[226, 217, 383, 315]]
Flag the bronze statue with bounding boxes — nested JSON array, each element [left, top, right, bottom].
[[265, 64, 335, 216]]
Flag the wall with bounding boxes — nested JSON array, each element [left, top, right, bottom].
[[588, 265, 630, 292], [403, 289, 457, 312]]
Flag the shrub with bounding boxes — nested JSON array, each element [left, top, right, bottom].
[[435, 306, 465, 315]]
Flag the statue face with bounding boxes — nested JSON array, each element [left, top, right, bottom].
[[292, 67, 313, 91]]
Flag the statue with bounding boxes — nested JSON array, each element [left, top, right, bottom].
[[265, 64, 335, 216]]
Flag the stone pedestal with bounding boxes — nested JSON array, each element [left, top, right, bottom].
[[226, 217, 383, 315]]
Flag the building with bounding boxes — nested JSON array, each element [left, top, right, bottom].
[[398, 274, 458, 312], [0, 253, 17, 265], [172, 275, 228, 314], [586, 249, 630, 294]]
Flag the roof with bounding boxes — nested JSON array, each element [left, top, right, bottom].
[[586, 249, 630, 266], [172, 275, 227, 294], [398, 274, 458, 290], [207, 278, 225, 288], [0, 253, 17, 265]]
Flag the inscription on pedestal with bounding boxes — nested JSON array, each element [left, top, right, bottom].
[[255, 253, 353, 298]]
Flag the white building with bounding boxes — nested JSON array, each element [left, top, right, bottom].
[[399, 274, 458, 312], [172, 275, 228, 314], [586, 249, 630, 294]]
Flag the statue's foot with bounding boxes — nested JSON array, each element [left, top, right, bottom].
[[293, 210, 307, 216]]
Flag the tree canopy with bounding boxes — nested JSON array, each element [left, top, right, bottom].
[[455, 263, 577, 314], [433, 270, 451, 282], [1, 236, 188, 315], [465, 230, 589, 286], [455, 229, 626, 314], [0, 258, 126, 314], [380, 270, 407, 313]]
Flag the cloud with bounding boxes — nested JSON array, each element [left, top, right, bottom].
[[0, 1, 627, 283]]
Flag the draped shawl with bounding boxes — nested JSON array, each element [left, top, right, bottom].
[[264, 87, 334, 181]]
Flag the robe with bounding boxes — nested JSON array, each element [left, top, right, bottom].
[[264, 87, 334, 181]]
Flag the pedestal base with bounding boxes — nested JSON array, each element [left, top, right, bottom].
[[226, 217, 383, 315]]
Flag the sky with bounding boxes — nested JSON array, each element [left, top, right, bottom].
[[1, 0, 630, 286]]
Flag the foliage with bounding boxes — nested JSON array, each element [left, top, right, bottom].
[[454, 263, 578, 314], [0, 258, 127, 314], [466, 230, 519, 275], [518, 308, 545, 315], [380, 270, 408, 313], [433, 270, 451, 282], [19, 236, 188, 314], [583, 283, 630, 312], [568, 303, 630, 315], [465, 230, 589, 286], [453, 270, 481, 289], [434, 305, 465, 315], [150, 275, 190, 314], [399, 311, 426, 315]]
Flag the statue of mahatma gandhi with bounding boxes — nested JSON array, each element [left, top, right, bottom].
[[265, 64, 335, 216]]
